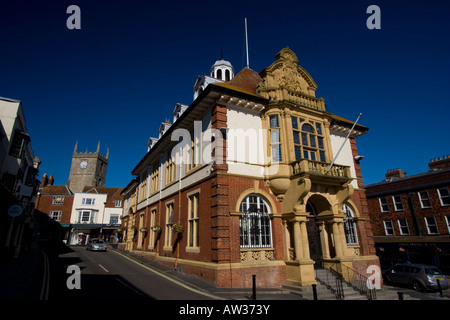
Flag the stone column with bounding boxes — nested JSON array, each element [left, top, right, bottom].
[[318, 220, 330, 259]]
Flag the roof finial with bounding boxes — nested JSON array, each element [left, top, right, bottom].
[[74, 140, 78, 153], [97, 140, 100, 153]]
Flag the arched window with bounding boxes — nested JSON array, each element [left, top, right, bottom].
[[343, 204, 358, 245], [216, 69, 222, 80], [239, 195, 272, 248], [225, 69, 231, 81]]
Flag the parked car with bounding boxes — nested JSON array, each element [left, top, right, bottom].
[[86, 239, 107, 251], [383, 263, 448, 292]]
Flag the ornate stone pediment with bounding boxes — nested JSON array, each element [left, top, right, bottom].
[[257, 48, 325, 111]]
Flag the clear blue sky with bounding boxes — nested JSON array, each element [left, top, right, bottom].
[[1, 0, 449, 187]]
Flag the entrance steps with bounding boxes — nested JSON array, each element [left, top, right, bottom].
[[282, 268, 369, 300]]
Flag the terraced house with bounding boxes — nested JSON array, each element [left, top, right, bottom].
[[120, 48, 379, 288]]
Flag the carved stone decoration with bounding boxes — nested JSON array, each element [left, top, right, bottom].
[[257, 48, 326, 111]]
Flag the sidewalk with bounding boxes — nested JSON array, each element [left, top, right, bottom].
[[0, 246, 43, 300], [112, 247, 450, 301]]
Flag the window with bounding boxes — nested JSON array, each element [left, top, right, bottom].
[[140, 175, 147, 201], [109, 215, 119, 225], [82, 198, 95, 205], [49, 211, 62, 221], [383, 220, 394, 235], [188, 193, 199, 249], [164, 202, 174, 248], [438, 187, 450, 206], [187, 130, 201, 172], [425, 216, 439, 234], [52, 195, 65, 205], [239, 195, 272, 249], [445, 215, 450, 233], [9, 130, 28, 158], [270, 115, 282, 162], [151, 163, 159, 194], [78, 210, 95, 223], [418, 191, 432, 209], [291, 117, 325, 162], [379, 197, 389, 212], [397, 218, 410, 235], [166, 154, 176, 185], [149, 208, 157, 248], [392, 195, 404, 211], [114, 200, 122, 208], [343, 204, 358, 245]]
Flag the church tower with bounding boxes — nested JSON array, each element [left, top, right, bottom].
[[67, 141, 108, 193]]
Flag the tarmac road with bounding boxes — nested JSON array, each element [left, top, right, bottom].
[[41, 244, 218, 300]]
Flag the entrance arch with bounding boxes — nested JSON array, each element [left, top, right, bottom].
[[305, 195, 334, 267]]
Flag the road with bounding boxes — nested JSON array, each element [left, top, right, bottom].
[[41, 244, 216, 300]]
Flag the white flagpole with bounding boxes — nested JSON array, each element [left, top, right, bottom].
[[245, 18, 249, 68], [326, 113, 362, 174]]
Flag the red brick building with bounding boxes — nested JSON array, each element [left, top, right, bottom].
[[34, 174, 74, 241], [121, 48, 379, 288], [365, 156, 450, 274]]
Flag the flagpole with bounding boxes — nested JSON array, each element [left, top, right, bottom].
[[245, 18, 249, 68], [326, 113, 362, 174]]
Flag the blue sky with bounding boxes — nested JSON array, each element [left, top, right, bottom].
[[1, 0, 449, 187]]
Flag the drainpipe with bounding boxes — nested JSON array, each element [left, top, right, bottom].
[[407, 192, 421, 236]]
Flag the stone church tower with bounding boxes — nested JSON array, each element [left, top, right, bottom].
[[67, 141, 108, 193]]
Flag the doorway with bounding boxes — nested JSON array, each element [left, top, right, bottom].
[[306, 201, 322, 268]]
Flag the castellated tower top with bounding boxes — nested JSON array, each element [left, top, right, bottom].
[[67, 141, 108, 193]]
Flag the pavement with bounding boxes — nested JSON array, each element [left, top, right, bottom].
[[1, 242, 449, 301]]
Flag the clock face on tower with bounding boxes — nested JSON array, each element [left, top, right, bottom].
[[80, 160, 88, 169]]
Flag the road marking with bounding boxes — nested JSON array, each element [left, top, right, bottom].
[[98, 264, 109, 273], [39, 250, 50, 300], [115, 277, 143, 295], [111, 250, 224, 300]]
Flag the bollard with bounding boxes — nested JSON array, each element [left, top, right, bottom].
[[251, 274, 256, 300], [437, 279, 442, 298], [312, 284, 318, 300], [397, 292, 404, 300]]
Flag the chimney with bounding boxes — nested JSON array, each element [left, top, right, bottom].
[[385, 168, 407, 181], [48, 174, 54, 186], [429, 155, 450, 171], [40, 173, 48, 188]]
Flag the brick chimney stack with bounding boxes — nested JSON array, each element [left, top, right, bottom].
[[429, 155, 450, 170], [385, 168, 407, 181]]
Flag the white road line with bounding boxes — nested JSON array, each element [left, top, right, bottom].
[[98, 264, 109, 272]]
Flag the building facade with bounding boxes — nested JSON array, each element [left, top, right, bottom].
[[0, 97, 41, 257], [120, 48, 379, 288], [366, 157, 450, 274]]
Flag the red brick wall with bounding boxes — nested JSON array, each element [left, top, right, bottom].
[[366, 170, 450, 237], [35, 194, 74, 224]]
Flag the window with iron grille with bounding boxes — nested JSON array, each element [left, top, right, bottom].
[[343, 204, 358, 245], [239, 195, 272, 249]]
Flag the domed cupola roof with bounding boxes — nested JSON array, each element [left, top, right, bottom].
[[210, 58, 234, 81]]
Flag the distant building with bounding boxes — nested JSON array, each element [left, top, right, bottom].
[[67, 141, 108, 193], [0, 97, 41, 256], [69, 186, 123, 245], [120, 48, 378, 289], [35, 141, 123, 244], [365, 156, 450, 274]]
